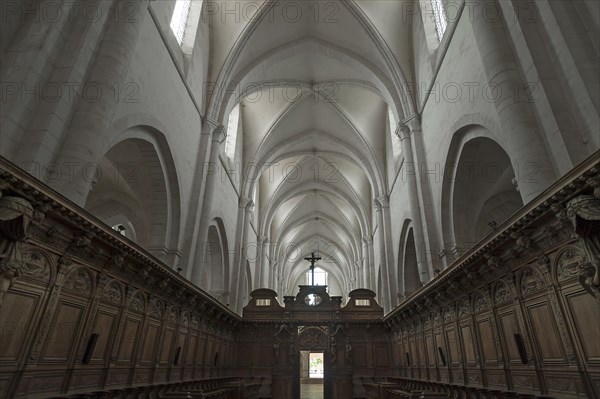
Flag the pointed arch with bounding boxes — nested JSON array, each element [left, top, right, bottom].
[[201, 217, 230, 304], [84, 125, 182, 267], [397, 220, 421, 300], [441, 125, 524, 259]]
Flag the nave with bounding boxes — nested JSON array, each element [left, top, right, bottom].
[[1, 0, 599, 397]]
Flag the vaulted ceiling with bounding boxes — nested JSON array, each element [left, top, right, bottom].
[[205, 0, 416, 294]]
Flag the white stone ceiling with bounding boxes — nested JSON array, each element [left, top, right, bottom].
[[205, 0, 415, 293]]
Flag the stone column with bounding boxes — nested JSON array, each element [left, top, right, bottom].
[[361, 236, 374, 289], [398, 123, 434, 281], [182, 119, 220, 280], [471, 0, 556, 203], [255, 235, 268, 288], [49, 0, 149, 206], [230, 196, 254, 312], [374, 196, 392, 311], [191, 125, 226, 286], [270, 260, 279, 289]]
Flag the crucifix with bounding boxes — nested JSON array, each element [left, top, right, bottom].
[[304, 252, 322, 286]]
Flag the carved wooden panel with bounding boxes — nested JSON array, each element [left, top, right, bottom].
[[527, 303, 565, 362], [446, 329, 459, 365], [434, 332, 443, 365], [237, 345, 252, 367], [512, 372, 540, 392], [0, 375, 11, 398], [258, 344, 272, 366], [565, 291, 600, 361], [186, 334, 197, 367], [0, 166, 242, 399], [134, 367, 150, 385], [41, 301, 84, 361], [206, 339, 214, 366], [416, 336, 425, 367], [69, 371, 102, 392], [499, 311, 520, 362], [477, 318, 497, 362], [409, 337, 417, 369], [91, 311, 116, 362], [63, 267, 93, 297], [544, 372, 588, 398], [176, 331, 186, 365], [17, 373, 65, 396], [462, 325, 476, 362], [374, 345, 389, 367], [20, 247, 54, 286], [196, 336, 206, 366], [354, 345, 367, 367], [118, 318, 140, 362], [160, 328, 175, 364], [140, 323, 159, 363], [0, 290, 39, 363]]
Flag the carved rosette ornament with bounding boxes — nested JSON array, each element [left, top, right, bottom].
[[0, 195, 34, 306]]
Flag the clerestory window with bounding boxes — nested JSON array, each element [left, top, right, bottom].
[[170, 0, 192, 45], [225, 104, 240, 159], [170, 0, 203, 56], [430, 0, 448, 41]]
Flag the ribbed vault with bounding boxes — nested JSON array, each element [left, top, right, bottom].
[[204, 0, 417, 300]]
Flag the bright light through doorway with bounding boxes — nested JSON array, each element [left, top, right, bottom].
[[309, 352, 324, 378]]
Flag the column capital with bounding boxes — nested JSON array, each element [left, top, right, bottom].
[[362, 236, 373, 246], [402, 114, 421, 133], [374, 195, 389, 210], [396, 124, 411, 140], [239, 196, 254, 210], [212, 125, 226, 143], [203, 117, 221, 131]]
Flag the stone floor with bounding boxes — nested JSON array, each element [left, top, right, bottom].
[[300, 383, 323, 399]]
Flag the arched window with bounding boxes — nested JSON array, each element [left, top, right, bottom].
[[170, 0, 192, 45], [225, 103, 240, 159], [388, 107, 402, 157], [430, 0, 448, 41], [306, 267, 328, 286], [170, 0, 203, 54]]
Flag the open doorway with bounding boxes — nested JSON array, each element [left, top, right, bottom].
[[300, 351, 323, 398]]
